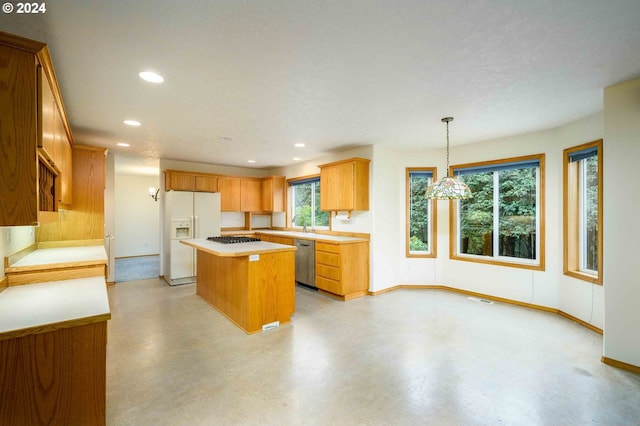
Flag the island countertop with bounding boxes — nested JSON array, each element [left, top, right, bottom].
[[181, 238, 297, 257]]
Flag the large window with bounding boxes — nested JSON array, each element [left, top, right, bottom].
[[451, 154, 545, 270], [406, 168, 437, 257], [564, 140, 602, 284], [288, 176, 329, 230]]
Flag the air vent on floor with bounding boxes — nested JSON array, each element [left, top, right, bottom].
[[467, 296, 494, 304], [262, 321, 280, 331]]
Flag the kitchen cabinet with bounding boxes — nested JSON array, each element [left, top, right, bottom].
[[241, 179, 262, 212], [195, 174, 218, 192], [319, 157, 370, 213], [315, 241, 369, 300], [164, 170, 219, 192], [260, 234, 294, 246], [262, 176, 285, 212], [0, 277, 109, 425], [0, 33, 74, 226], [165, 170, 196, 191], [219, 177, 241, 211]]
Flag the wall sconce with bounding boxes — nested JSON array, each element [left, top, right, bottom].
[[149, 187, 159, 201]]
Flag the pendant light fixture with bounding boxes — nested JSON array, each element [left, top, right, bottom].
[[425, 117, 472, 200]]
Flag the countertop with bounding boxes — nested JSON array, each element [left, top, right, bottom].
[[0, 276, 111, 341], [256, 230, 369, 243], [181, 238, 297, 257], [7, 245, 108, 272]]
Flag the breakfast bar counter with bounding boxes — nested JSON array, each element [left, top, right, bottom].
[[181, 238, 297, 334]]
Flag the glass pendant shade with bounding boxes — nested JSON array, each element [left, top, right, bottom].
[[425, 116, 473, 200], [425, 176, 472, 199]]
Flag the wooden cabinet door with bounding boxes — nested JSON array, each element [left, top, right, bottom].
[[240, 179, 262, 212], [321, 162, 354, 211], [261, 176, 285, 212], [219, 177, 241, 211], [38, 65, 56, 164], [54, 103, 72, 206], [0, 44, 38, 226], [195, 175, 218, 192], [166, 171, 196, 191]]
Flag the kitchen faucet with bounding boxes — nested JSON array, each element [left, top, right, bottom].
[[292, 214, 307, 233]]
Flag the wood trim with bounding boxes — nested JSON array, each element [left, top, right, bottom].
[[563, 140, 603, 285], [448, 153, 546, 271], [368, 285, 603, 335], [317, 157, 371, 169], [6, 264, 107, 286], [36, 46, 75, 146], [37, 239, 104, 249], [4, 243, 37, 268], [0, 312, 111, 342], [0, 30, 46, 53], [0, 276, 7, 293], [405, 167, 437, 258], [601, 356, 640, 375]]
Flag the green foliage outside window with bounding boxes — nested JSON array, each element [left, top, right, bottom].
[[292, 180, 329, 228], [409, 173, 431, 252], [459, 167, 537, 260]]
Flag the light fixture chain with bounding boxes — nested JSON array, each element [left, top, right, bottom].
[[446, 119, 450, 177]]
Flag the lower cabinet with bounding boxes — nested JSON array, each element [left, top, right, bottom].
[[260, 235, 294, 246], [0, 321, 107, 425], [315, 241, 369, 300]]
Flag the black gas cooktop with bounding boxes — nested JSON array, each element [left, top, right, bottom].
[[206, 236, 262, 244]]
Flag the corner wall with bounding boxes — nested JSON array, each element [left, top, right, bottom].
[[603, 78, 640, 367]]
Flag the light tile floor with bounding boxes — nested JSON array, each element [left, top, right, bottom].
[[106, 279, 640, 425]]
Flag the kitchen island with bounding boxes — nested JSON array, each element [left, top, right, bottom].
[[181, 238, 296, 334]]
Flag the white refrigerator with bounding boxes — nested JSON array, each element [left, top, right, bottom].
[[164, 191, 221, 285]]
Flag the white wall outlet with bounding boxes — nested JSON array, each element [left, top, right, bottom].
[[249, 254, 259, 262]]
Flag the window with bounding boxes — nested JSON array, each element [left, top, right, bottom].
[[406, 168, 437, 257], [564, 140, 602, 284], [450, 154, 545, 270], [288, 176, 329, 230]]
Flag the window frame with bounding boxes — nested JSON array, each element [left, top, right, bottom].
[[449, 153, 546, 271], [287, 174, 330, 231], [563, 140, 603, 284], [405, 167, 437, 258]]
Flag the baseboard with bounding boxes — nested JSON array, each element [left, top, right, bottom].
[[369, 284, 603, 335], [601, 356, 640, 374], [115, 254, 160, 260]]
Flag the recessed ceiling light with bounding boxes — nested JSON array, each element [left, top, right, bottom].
[[117, 142, 130, 147], [294, 143, 305, 148], [123, 119, 141, 127], [293, 157, 301, 161], [139, 71, 164, 83], [247, 160, 256, 163]]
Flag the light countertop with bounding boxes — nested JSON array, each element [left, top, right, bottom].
[[7, 245, 108, 272], [181, 238, 297, 257], [0, 276, 111, 341], [256, 230, 369, 243]]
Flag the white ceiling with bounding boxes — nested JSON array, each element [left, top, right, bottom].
[[2, 0, 639, 172]]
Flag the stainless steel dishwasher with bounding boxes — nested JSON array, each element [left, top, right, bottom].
[[294, 239, 315, 288]]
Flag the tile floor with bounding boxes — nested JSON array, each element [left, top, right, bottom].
[[106, 279, 640, 425]]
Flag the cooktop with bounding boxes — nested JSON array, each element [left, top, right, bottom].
[[206, 236, 262, 244]]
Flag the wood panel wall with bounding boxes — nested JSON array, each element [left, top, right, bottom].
[[37, 145, 106, 242]]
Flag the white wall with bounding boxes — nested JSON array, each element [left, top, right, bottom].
[[603, 78, 640, 367], [114, 174, 160, 258], [369, 113, 604, 331], [0, 226, 35, 280]]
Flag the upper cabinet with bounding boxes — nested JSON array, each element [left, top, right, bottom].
[[164, 170, 285, 213], [240, 179, 262, 212], [319, 157, 370, 213], [218, 177, 241, 211], [0, 32, 74, 226], [262, 176, 285, 212]]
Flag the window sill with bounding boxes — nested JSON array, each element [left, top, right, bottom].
[[564, 270, 602, 285], [450, 254, 544, 271]]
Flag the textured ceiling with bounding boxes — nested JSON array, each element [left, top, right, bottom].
[[1, 0, 639, 173]]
